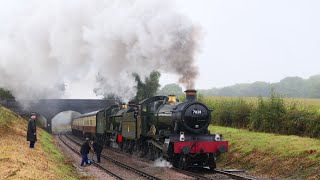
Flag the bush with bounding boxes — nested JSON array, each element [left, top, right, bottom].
[[249, 92, 287, 133], [305, 116, 320, 137], [210, 98, 253, 128]]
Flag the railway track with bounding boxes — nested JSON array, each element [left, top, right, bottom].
[[58, 131, 123, 180], [65, 131, 256, 180], [213, 169, 255, 180], [173, 168, 209, 180], [173, 167, 255, 180], [63, 131, 161, 180]]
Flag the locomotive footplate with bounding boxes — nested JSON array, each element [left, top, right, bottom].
[[169, 134, 228, 154], [174, 141, 228, 154]]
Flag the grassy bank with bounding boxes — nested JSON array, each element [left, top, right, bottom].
[[211, 125, 320, 179], [0, 106, 79, 179]]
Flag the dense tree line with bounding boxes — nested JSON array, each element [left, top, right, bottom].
[[198, 75, 320, 98], [0, 88, 14, 99]]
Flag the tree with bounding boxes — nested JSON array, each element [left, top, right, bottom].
[[273, 77, 307, 98], [307, 75, 320, 98], [157, 83, 183, 96], [134, 71, 161, 102], [197, 74, 320, 98], [0, 88, 14, 99]]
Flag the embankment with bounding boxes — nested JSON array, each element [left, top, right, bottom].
[[211, 125, 320, 179], [0, 106, 79, 179]]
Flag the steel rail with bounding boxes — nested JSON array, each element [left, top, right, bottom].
[[58, 131, 124, 180], [172, 168, 210, 180], [214, 169, 256, 180], [66, 131, 256, 180], [65, 131, 161, 180]]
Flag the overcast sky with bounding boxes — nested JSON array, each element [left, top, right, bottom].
[[1, 0, 319, 99], [165, 0, 320, 89]]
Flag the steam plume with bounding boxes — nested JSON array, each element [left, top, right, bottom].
[[0, 0, 201, 104]]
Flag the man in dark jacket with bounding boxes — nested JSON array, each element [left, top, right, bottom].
[[80, 138, 91, 166], [92, 140, 103, 163], [27, 114, 37, 148]]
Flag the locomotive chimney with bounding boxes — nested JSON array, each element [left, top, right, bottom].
[[184, 89, 197, 101]]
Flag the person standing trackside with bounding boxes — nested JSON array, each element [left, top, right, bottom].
[[92, 140, 103, 163], [27, 114, 37, 148], [80, 138, 91, 166]]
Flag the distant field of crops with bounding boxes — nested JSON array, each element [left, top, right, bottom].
[[202, 96, 320, 107], [199, 93, 320, 138]]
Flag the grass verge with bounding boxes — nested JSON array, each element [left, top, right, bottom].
[[0, 106, 79, 179], [211, 125, 320, 179]]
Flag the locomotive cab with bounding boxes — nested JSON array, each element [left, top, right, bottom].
[[138, 96, 167, 137]]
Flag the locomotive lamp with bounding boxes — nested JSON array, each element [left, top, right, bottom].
[[180, 132, 185, 141], [215, 134, 221, 141]]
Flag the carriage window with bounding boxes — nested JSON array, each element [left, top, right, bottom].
[[90, 117, 93, 126]]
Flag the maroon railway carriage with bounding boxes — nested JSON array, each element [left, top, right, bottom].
[[71, 111, 97, 137]]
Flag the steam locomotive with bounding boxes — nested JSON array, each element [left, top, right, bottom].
[[71, 89, 228, 169]]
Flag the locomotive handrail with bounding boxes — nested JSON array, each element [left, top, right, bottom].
[[157, 111, 172, 114], [107, 115, 124, 118]]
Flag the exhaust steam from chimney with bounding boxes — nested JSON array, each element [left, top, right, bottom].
[[0, 0, 202, 105]]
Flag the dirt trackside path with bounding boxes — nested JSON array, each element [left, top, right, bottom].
[[0, 106, 80, 179]]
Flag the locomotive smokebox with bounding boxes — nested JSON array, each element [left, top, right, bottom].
[[184, 89, 197, 101]]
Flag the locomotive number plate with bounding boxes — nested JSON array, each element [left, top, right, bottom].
[[192, 109, 202, 115]]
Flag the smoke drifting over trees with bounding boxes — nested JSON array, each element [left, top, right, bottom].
[[0, 0, 201, 104]]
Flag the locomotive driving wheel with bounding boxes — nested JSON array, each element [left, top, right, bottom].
[[178, 154, 187, 170], [146, 144, 155, 160]]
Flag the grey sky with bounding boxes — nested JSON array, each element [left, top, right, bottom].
[[164, 0, 320, 89], [1, 0, 319, 99]]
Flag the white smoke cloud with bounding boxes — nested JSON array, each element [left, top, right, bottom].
[[0, 0, 201, 104], [153, 157, 173, 168]]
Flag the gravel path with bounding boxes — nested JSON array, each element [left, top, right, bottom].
[[54, 135, 116, 180]]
